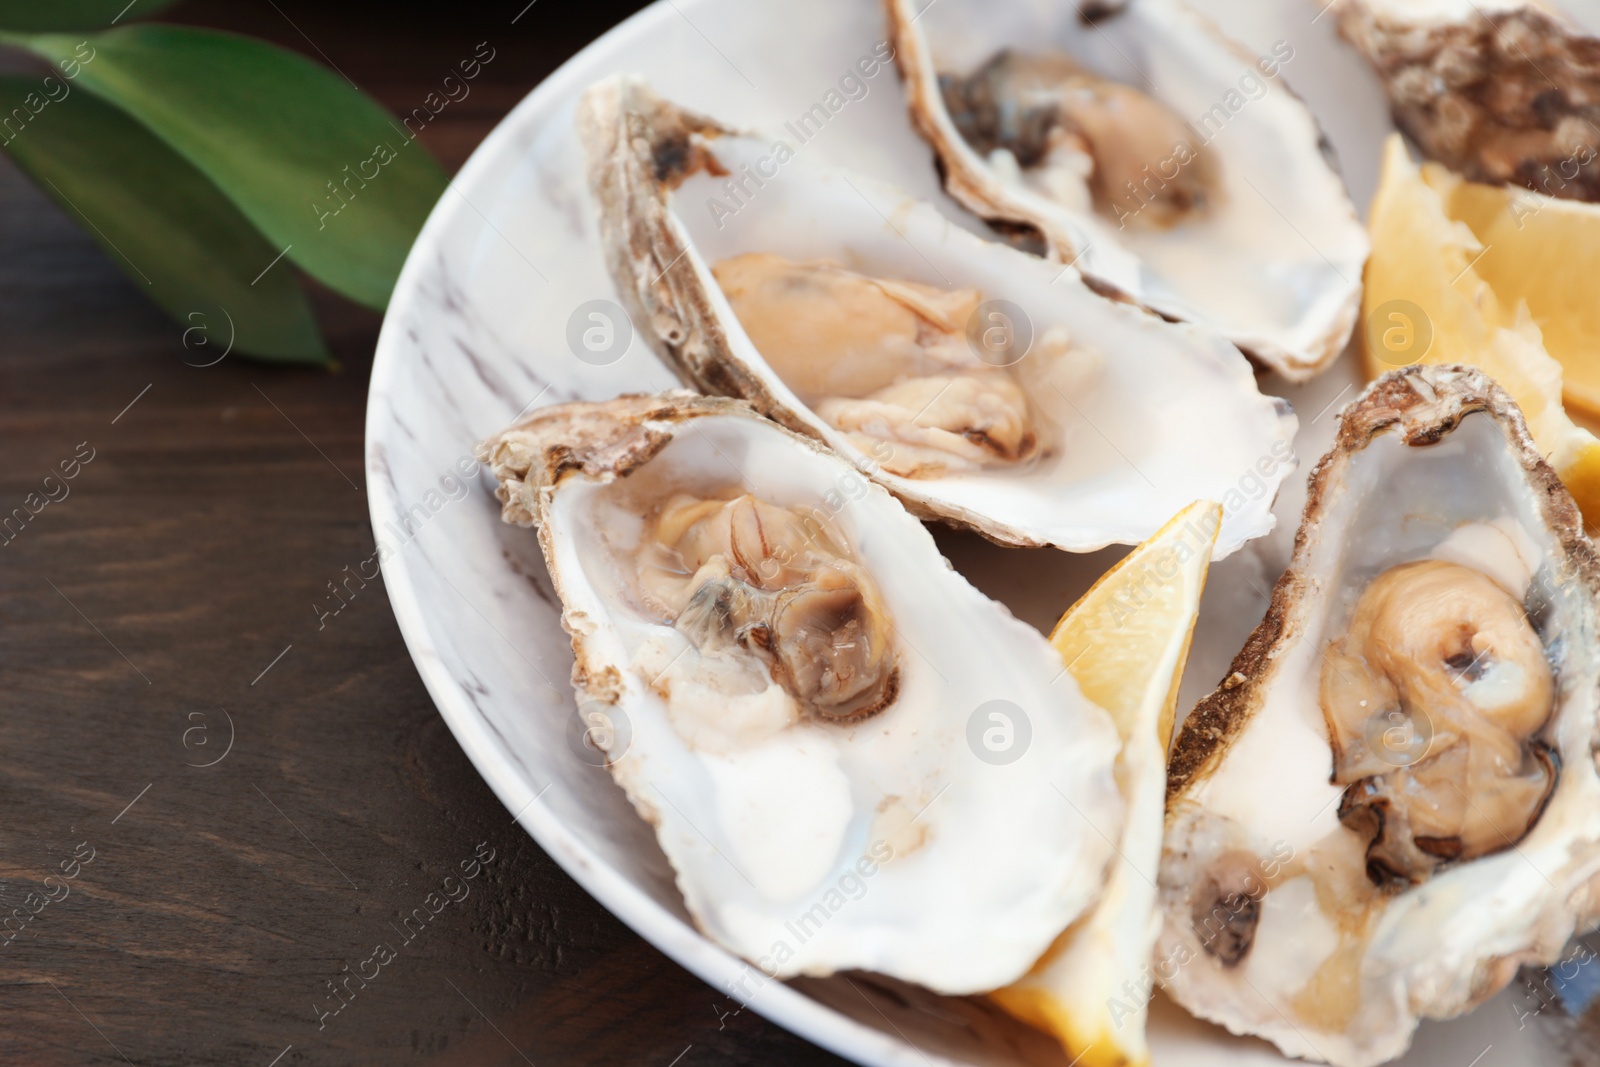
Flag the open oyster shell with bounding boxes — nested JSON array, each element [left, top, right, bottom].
[[885, 0, 1369, 380], [478, 391, 1124, 994], [577, 75, 1297, 557], [1158, 365, 1600, 1066], [1332, 0, 1600, 202]]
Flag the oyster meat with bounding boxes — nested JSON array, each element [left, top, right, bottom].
[[478, 392, 1125, 994], [578, 76, 1297, 556], [1159, 365, 1600, 1066], [886, 0, 1370, 380]]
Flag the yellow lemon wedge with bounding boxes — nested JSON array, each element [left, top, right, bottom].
[[1363, 133, 1600, 526], [1445, 176, 1600, 422], [992, 500, 1222, 1067]]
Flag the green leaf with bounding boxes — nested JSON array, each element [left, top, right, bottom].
[[10, 26, 450, 309], [0, 74, 329, 363], [0, 1, 179, 32]]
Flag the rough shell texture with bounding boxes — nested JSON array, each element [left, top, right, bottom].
[[477, 390, 753, 525], [885, 0, 1077, 271], [1333, 0, 1600, 200], [1169, 363, 1600, 801], [577, 81, 803, 430]]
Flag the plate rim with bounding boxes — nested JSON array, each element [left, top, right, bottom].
[[363, 3, 937, 1064]]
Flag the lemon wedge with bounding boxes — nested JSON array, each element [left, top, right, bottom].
[[992, 500, 1222, 1067], [1445, 176, 1600, 422], [1363, 133, 1600, 526]]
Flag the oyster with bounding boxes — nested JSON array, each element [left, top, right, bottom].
[[578, 76, 1297, 556], [885, 0, 1370, 380], [1158, 365, 1600, 1066], [478, 392, 1124, 994], [1332, 0, 1600, 202]]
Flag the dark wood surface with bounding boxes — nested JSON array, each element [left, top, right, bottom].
[[0, 3, 847, 1064]]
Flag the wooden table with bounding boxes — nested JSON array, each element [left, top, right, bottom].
[[0, 3, 846, 1063]]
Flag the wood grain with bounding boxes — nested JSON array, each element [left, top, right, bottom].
[[0, 2, 847, 1063]]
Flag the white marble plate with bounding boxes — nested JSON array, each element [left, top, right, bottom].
[[365, 1, 1587, 1064]]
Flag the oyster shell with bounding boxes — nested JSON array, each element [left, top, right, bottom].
[[1158, 365, 1600, 1066], [885, 0, 1370, 380], [478, 391, 1124, 994], [1332, 0, 1600, 202], [578, 75, 1297, 556]]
